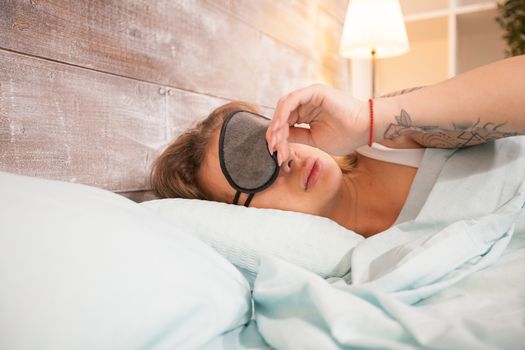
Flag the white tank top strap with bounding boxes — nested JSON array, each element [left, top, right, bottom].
[[355, 142, 425, 168]]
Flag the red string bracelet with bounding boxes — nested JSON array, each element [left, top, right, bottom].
[[368, 98, 374, 147]]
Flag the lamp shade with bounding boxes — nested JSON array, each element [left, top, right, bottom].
[[339, 0, 410, 58]]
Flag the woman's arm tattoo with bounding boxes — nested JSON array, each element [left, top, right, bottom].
[[384, 109, 525, 148]]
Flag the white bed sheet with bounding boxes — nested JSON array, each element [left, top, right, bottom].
[[250, 137, 525, 350]]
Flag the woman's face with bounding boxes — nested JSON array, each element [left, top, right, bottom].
[[197, 128, 345, 216]]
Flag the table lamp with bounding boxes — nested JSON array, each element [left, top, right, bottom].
[[339, 0, 410, 97]]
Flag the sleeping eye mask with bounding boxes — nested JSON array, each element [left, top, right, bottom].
[[219, 110, 280, 207]]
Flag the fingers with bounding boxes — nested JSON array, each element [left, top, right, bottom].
[[267, 117, 315, 154], [276, 142, 289, 168], [275, 126, 289, 166], [271, 126, 313, 166], [267, 84, 325, 155], [270, 84, 324, 131]]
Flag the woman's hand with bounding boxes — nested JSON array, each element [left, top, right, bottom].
[[266, 84, 369, 165]]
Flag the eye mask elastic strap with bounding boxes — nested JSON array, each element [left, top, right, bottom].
[[233, 191, 241, 205], [232, 191, 255, 207], [244, 193, 254, 207]]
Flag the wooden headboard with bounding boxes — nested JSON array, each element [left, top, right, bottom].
[[0, 0, 349, 201]]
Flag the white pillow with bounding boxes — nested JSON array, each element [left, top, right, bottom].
[[0, 171, 251, 350], [141, 198, 364, 285]]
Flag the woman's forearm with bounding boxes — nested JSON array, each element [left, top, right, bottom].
[[374, 55, 525, 148]]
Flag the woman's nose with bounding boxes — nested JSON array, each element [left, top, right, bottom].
[[280, 148, 296, 173]]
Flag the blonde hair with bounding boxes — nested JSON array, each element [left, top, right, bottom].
[[150, 101, 357, 199], [335, 153, 358, 174]]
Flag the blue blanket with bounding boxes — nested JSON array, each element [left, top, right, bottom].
[[253, 137, 525, 350]]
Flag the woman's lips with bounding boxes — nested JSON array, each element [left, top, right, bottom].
[[302, 158, 322, 190]]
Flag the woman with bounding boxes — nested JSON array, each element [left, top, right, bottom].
[[151, 56, 525, 237]]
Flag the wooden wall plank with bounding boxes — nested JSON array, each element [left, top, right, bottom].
[[165, 88, 275, 140], [0, 0, 346, 108], [206, 0, 347, 78], [321, 0, 349, 23], [0, 49, 167, 192]]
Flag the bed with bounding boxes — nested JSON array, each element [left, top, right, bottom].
[[2, 1, 524, 349], [2, 136, 525, 350]]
